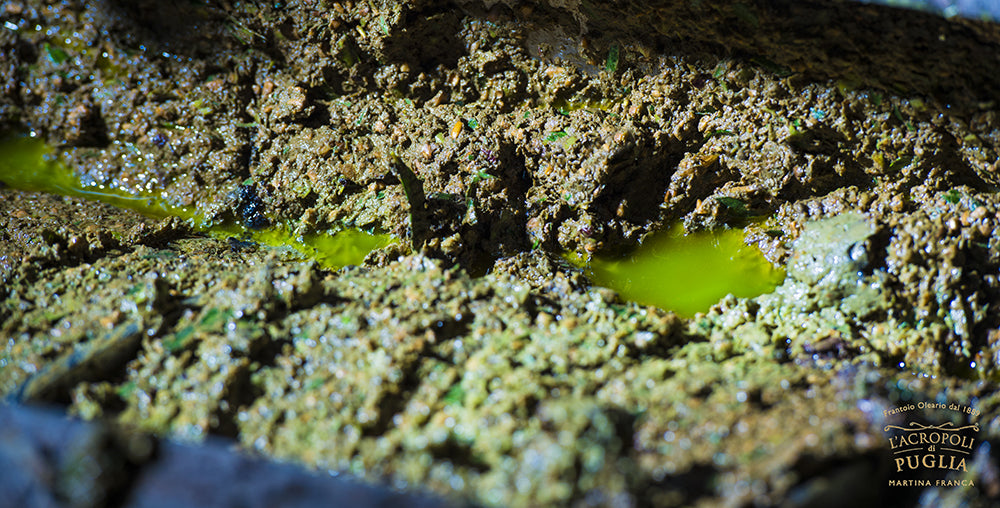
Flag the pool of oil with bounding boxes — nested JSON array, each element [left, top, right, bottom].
[[0, 133, 395, 269], [571, 225, 785, 317]]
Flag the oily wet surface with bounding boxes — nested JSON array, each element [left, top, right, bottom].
[[2, 0, 1000, 506]]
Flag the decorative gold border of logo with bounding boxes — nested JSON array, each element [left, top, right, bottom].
[[884, 422, 980, 433]]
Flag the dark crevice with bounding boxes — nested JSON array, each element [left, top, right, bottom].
[[361, 319, 470, 439], [94, 0, 233, 58], [639, 463, 717, 507], [213, 330, 291, 440], [427, 435, 491, 474], [359, 358, 424, 439], [55, 425, 160, 508]]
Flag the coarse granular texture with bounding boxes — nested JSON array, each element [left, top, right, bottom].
[[2, 0, 1000, 506]]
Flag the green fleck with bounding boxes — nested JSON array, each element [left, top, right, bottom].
[[389, 154, 428, 249], [942, 189, 962, 204], [717, 196, 749, 216], [228, 22, 257, 46], [116, 382, 137, 399], [466, 118, 479, 129], [707, 129, 734, 139], [43, 309, 68, 322], [545, 130, 568, 142], [605, 45, 619, 73], [810, 108, 826, 120], [354, 107, 369, 126], [200, 308, 228, 328], [338, 38, 359, 67], [44, 43, 69, 64], [305, 378, 325, 391], [163, 335, 189, 353], [126, 283, 144, 297], [471, 170, 492, 185], [788, 118, 803, 136], [163, 326, 196, 353], [892, 104, 915, 132], [443, 385, 465, 406], [888, 156, 913, 172], [872, 152, 885, 169]]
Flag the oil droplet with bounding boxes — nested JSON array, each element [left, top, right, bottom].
[[571, 224, 784, 317]]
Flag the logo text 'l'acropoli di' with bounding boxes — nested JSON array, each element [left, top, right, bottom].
[[884, 422, 979, 473]]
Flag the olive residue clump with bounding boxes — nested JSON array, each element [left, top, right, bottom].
[[3, 0, 1000, 507]]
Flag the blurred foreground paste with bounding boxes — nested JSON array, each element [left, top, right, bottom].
[[0, 403, 451, 508]]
